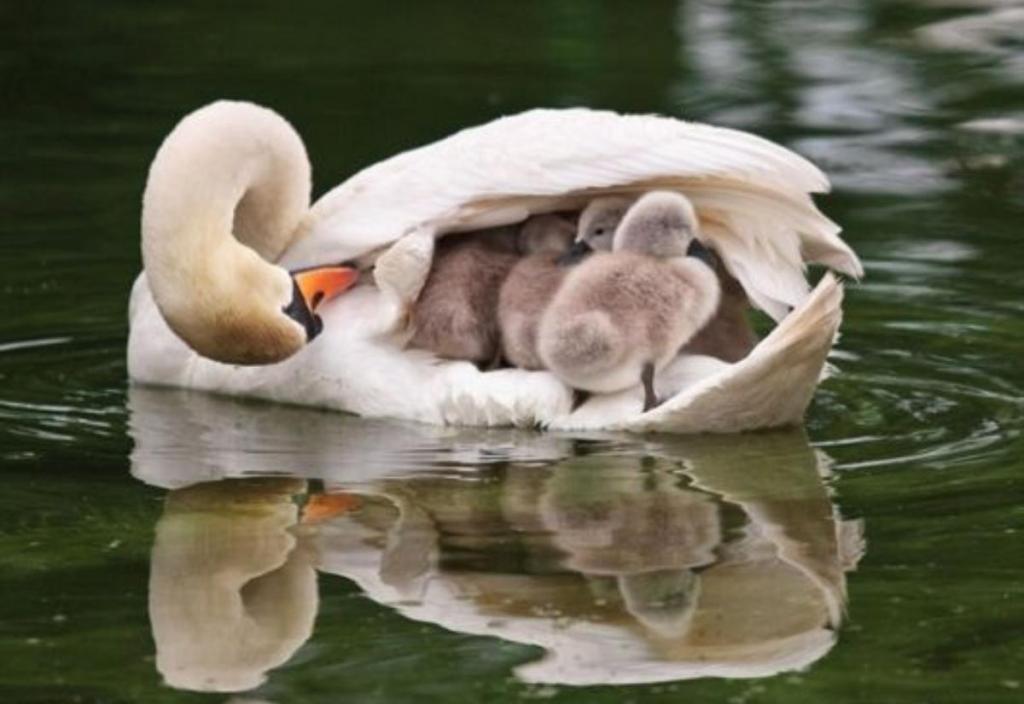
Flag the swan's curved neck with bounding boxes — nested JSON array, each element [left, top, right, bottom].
[[141, 101, 312, 363]]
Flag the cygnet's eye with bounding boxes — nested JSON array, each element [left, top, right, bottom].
[[594, 228, 605, 236]]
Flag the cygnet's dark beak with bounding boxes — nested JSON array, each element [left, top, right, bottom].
[[284, 264, 360, 341], [557, 240, 594, 267], [686, 239, 718, 269]]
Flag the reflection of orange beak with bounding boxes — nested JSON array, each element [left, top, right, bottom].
[[292, 266, 360, 312], [302, 492, 361, 523]]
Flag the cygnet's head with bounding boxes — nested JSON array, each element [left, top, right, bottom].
[[557, 196, 633, 265], [578, 196, 634, 251], [517, 214, 576, 255], [613, 191, 700, 258]]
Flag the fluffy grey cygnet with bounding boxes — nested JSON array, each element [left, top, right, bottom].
[[537, 191, 721, 411], [408, 227, 519, 365], [569, 194, 758, 363], [497, 214, 577, 370]]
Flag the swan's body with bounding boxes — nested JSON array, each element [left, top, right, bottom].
[[129, 101, 860, 433], [497, 215, 576, 370], [538, 193, 721, 408]]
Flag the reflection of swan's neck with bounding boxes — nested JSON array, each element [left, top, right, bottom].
[[141, 101, 312, 363]]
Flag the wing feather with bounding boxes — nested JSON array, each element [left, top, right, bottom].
[[280, 108, 859, 317]]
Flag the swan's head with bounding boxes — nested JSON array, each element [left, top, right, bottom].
[[142, 100, 360, 366], [558, 196, 633, 265], [149, 238, 359, 365], [613, 191, 702, 259]]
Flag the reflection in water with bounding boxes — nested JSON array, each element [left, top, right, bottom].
[[133, 388, 864, 691], [149, 478, 317, 692]]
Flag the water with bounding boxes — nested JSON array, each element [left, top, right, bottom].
[[1, 1, 1022, 702]]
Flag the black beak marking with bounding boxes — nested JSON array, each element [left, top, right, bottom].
[[557, 240, 594, 267], [687, 239, 718, 269], [283, 280, 324, 342]]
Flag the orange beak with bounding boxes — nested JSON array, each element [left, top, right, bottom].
[[302, 492, 361, 523], [292, 265, 360, 311]]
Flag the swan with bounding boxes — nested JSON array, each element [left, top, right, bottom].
[[538, 192, 721, 410], [129, 100, 861, 432]]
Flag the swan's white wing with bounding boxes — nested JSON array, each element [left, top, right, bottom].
[[281, 108, 861, 321]]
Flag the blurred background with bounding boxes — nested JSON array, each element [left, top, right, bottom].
[[0, 1, 1022, 702]]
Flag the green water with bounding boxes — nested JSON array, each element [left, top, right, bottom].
[[2, 1, 1023, 702]]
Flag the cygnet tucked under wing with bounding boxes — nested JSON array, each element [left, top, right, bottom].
[[409, 229, 519, 365], [498, 215, 576, 370], [682, 259, 759, 362], [538, 192, 721, 410], [570, 192, 758, 363]]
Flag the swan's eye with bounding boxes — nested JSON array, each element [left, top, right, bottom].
[[594, 228, 605, 236]]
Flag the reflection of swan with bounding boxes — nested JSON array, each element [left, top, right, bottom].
[[129, 101, 861, 433], [131, 397, 865, 687], [127, 386, 576, 489], [309, 431, 864, 685], [148, 479, 317, 692]]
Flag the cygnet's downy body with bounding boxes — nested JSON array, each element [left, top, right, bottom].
[[497, 214, 577, 370], [567, 194, 758, 363], [538, 192, 721, 411], [408, 228, 519, 365]]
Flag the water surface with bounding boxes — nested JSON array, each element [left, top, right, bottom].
[[1, 1, 1022, 702]]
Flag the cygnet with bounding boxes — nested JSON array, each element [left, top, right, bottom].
[[537, 191, 721, 411]]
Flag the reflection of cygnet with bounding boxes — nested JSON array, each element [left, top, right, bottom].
[[498, 214, 576, 369], [538, 191, 721, 410], [539, 473, 721, 575], [538, 461, 719, 638], [618, 569, 701, 638], [149, 479, 317, 693]]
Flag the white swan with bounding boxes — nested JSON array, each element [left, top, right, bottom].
[[129, 101, 861, 432]]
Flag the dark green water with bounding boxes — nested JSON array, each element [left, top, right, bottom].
[[2, 1, 1023, 702]]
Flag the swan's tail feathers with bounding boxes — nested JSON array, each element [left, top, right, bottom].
[[680, 183, 861, 322], [625, 274, 843, 434], [540, 311, 625, 382], [741, 274, 845, 427]]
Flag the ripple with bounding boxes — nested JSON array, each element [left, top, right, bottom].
[[814, 355, 1023, 471], [958, 115, 1024, 135], [917, 7, 1024, 58], [0, 334, 127, 462], [0, 336, 72, 353]]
